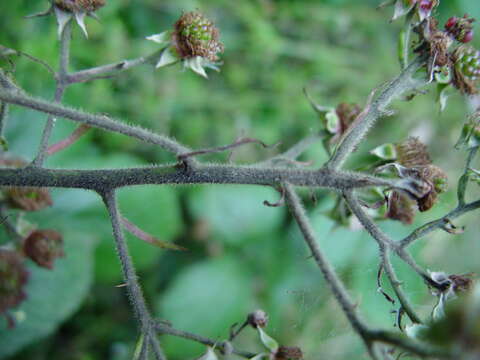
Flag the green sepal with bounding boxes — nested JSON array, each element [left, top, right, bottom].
[[370, 143, 397, 161], [257, 327, 279, 353]]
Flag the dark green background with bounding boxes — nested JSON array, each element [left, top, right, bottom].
[[0, 1, 479, 359]]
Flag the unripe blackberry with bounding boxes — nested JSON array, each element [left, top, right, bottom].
[[0, 250, 29, 314], [23, 230, 64, 269], [452, 45, 480, 94], [173, 11, 224, 62]]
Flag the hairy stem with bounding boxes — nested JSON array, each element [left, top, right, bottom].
[[326, 57, 425, 169], [0, 164, 405, 191], [0, 86, 194, 161], [32, 20, 72, 167], [101, 189, 166, 360], [66, 50, 163, 84]]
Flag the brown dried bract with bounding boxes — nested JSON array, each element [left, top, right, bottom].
[[0, 250, 29, 314], [396, 137, 431, 167], [4, 187, 53, 211], [275, 346, 304, 360]]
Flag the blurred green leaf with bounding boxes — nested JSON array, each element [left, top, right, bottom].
[[156, 257, 253, 358], [189, 185, 285, 245]]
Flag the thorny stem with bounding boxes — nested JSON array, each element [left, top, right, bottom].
[[0, 101, 8, 141], [326, 57, 425, 170], [399, 199, 480, 248], [32, 20, 72, 167], [154, 321, 255, 359], [101, 190, 166, 360], [343, 190, 422, 324]]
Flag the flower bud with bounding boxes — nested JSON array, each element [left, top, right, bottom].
[[247, 309, 269, 328], [0, 250, 29, 314], [23, 229, 64, 269], [3, 187, 53, 212]]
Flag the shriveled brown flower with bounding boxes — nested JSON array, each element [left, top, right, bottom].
[[275, 345, 304, 360], [449, 273, 475, 294], [172, 11, 224, 62], [0, 250, 29, 314], [415, 18, 453, 68], [3, 187, 53, 212], [335, 103, 361, 135], [386, 191, 416, 224], [23, 230, 64, 269], [396, 136, 431, 167], [416, 164, 448, 211]]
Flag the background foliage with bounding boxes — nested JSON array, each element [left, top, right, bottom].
[[0, 0, 479, 359]]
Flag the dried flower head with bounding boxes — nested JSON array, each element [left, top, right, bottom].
[[54, 0, 105, 13], [0, 250, 29, 314], [386, 191, 416, 224], [274, 345, 304, 360], [3, 187, 53, 212], [416, 164, 448, 211], [52, 0, 106, 38], [23, 229, 64, 269], [146, 11, 224, 78], [396, 137, 431, 167], [335, 103, 361, 136], [247, 309, 269, 328], [452, 45, 480, 95]]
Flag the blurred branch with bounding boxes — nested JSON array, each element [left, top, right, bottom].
[[259, 134, 321, 167], [46, 124, 91, 156], [154, 321, 255, 359]]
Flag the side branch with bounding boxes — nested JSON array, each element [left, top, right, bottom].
[[326, 57, 425, 169], [0, 87, 193, 159]]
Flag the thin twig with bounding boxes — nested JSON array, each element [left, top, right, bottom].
[[101, 189, 166, 360], [259, 134, 321, 167], [32, 20, 72, 167], [46, 124, 91, 156], [66, 50, 162, 84], [178, 137, 280, 162], [154, 321, 255, 359]]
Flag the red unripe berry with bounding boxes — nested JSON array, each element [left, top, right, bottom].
[[445, 17, 458, 30], [461, 30, 474, 43]]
